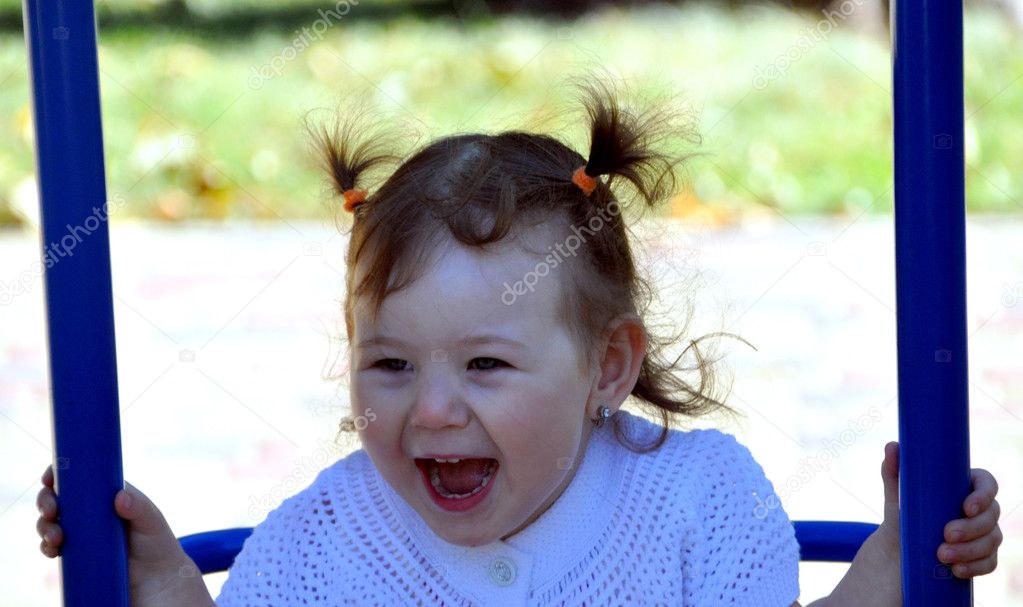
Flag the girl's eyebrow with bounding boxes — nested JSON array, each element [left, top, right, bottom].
[[356, 334, 527, 350]]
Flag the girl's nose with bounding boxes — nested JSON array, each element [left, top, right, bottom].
[[410, 396, 470, 430], [409, 374, 470, 430]]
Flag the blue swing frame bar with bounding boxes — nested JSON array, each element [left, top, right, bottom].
[[892, 0, 973, 602], [22, 1, 130, 606], [22, 0, 972, 604]]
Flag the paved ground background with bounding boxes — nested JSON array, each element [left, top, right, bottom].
[[2, 214, 1020, 605]]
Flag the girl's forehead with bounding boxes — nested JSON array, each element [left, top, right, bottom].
[[350, 220, 576, 339], [366, 227, 567, 289], [354, 249, 566, 336], [359, 278, 554, 329]]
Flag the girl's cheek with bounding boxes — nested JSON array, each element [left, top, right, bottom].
[[354, 400, 401, 445], [349, 377, 377, 416], [349, 395, 373, 420], [356, 418, 395, 464]]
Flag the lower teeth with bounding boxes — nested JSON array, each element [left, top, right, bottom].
[[429, 462, 496, 499]]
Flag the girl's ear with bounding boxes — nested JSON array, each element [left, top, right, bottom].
[[589, 313, 647, 412]]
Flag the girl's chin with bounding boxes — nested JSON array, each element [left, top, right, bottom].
[[416, 495, 505, 547]]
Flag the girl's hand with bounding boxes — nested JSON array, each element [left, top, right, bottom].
[[35, 464, 215, 607], [875, 441, 1003, 578]]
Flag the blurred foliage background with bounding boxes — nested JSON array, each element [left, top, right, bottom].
[[0, 0, 1021, 226]]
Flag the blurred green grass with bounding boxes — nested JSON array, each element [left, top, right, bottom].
[[1, 1, 1021, 225]]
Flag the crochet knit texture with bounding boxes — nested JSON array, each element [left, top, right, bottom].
[[215, 409, 800, 606]]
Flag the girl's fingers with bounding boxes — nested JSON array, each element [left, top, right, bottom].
[[964, 468, 998, 516], [938, 525, 1003, 564], [40, 538, 60, 558], [36, 488, 55, 520], [37, 466, 64, 559], [944, 499, 1000, 543], [951, 553, 998, 578], [36, 517, 63, 547]]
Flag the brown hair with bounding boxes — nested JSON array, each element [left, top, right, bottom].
[[304, 71, 747, 454]]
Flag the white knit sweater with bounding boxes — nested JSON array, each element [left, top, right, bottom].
[[215, 410, 800, 606]]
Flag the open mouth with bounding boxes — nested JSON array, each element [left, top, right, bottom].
[[414, 458, 499, 500]]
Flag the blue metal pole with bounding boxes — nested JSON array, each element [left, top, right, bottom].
[[792, 521, 879, 563], [892, 0, 972, 605], [22, 1, 130, 605]]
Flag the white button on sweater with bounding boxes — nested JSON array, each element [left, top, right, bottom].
[[215, 409, 800, 606]]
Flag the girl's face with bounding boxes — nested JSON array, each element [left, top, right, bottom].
[[350, 234, 599, 547]]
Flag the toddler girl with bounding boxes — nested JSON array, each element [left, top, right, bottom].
[[36, 73, 1003, 606]]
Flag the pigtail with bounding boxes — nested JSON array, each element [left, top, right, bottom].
[[563, 71, 744, 453], [301, 98, 405, 221], [568, 70, 703, 212]]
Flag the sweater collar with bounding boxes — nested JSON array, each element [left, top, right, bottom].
[[376, 412, 633, 599]]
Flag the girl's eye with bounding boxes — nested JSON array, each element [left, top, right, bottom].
[[470, 357, 508, 371], [374, 358, 411, 372], [371, 358, 508, 372]]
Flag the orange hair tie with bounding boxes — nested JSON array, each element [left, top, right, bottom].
[[342, 188, 367, 212], [572, 165, 597, 197]]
